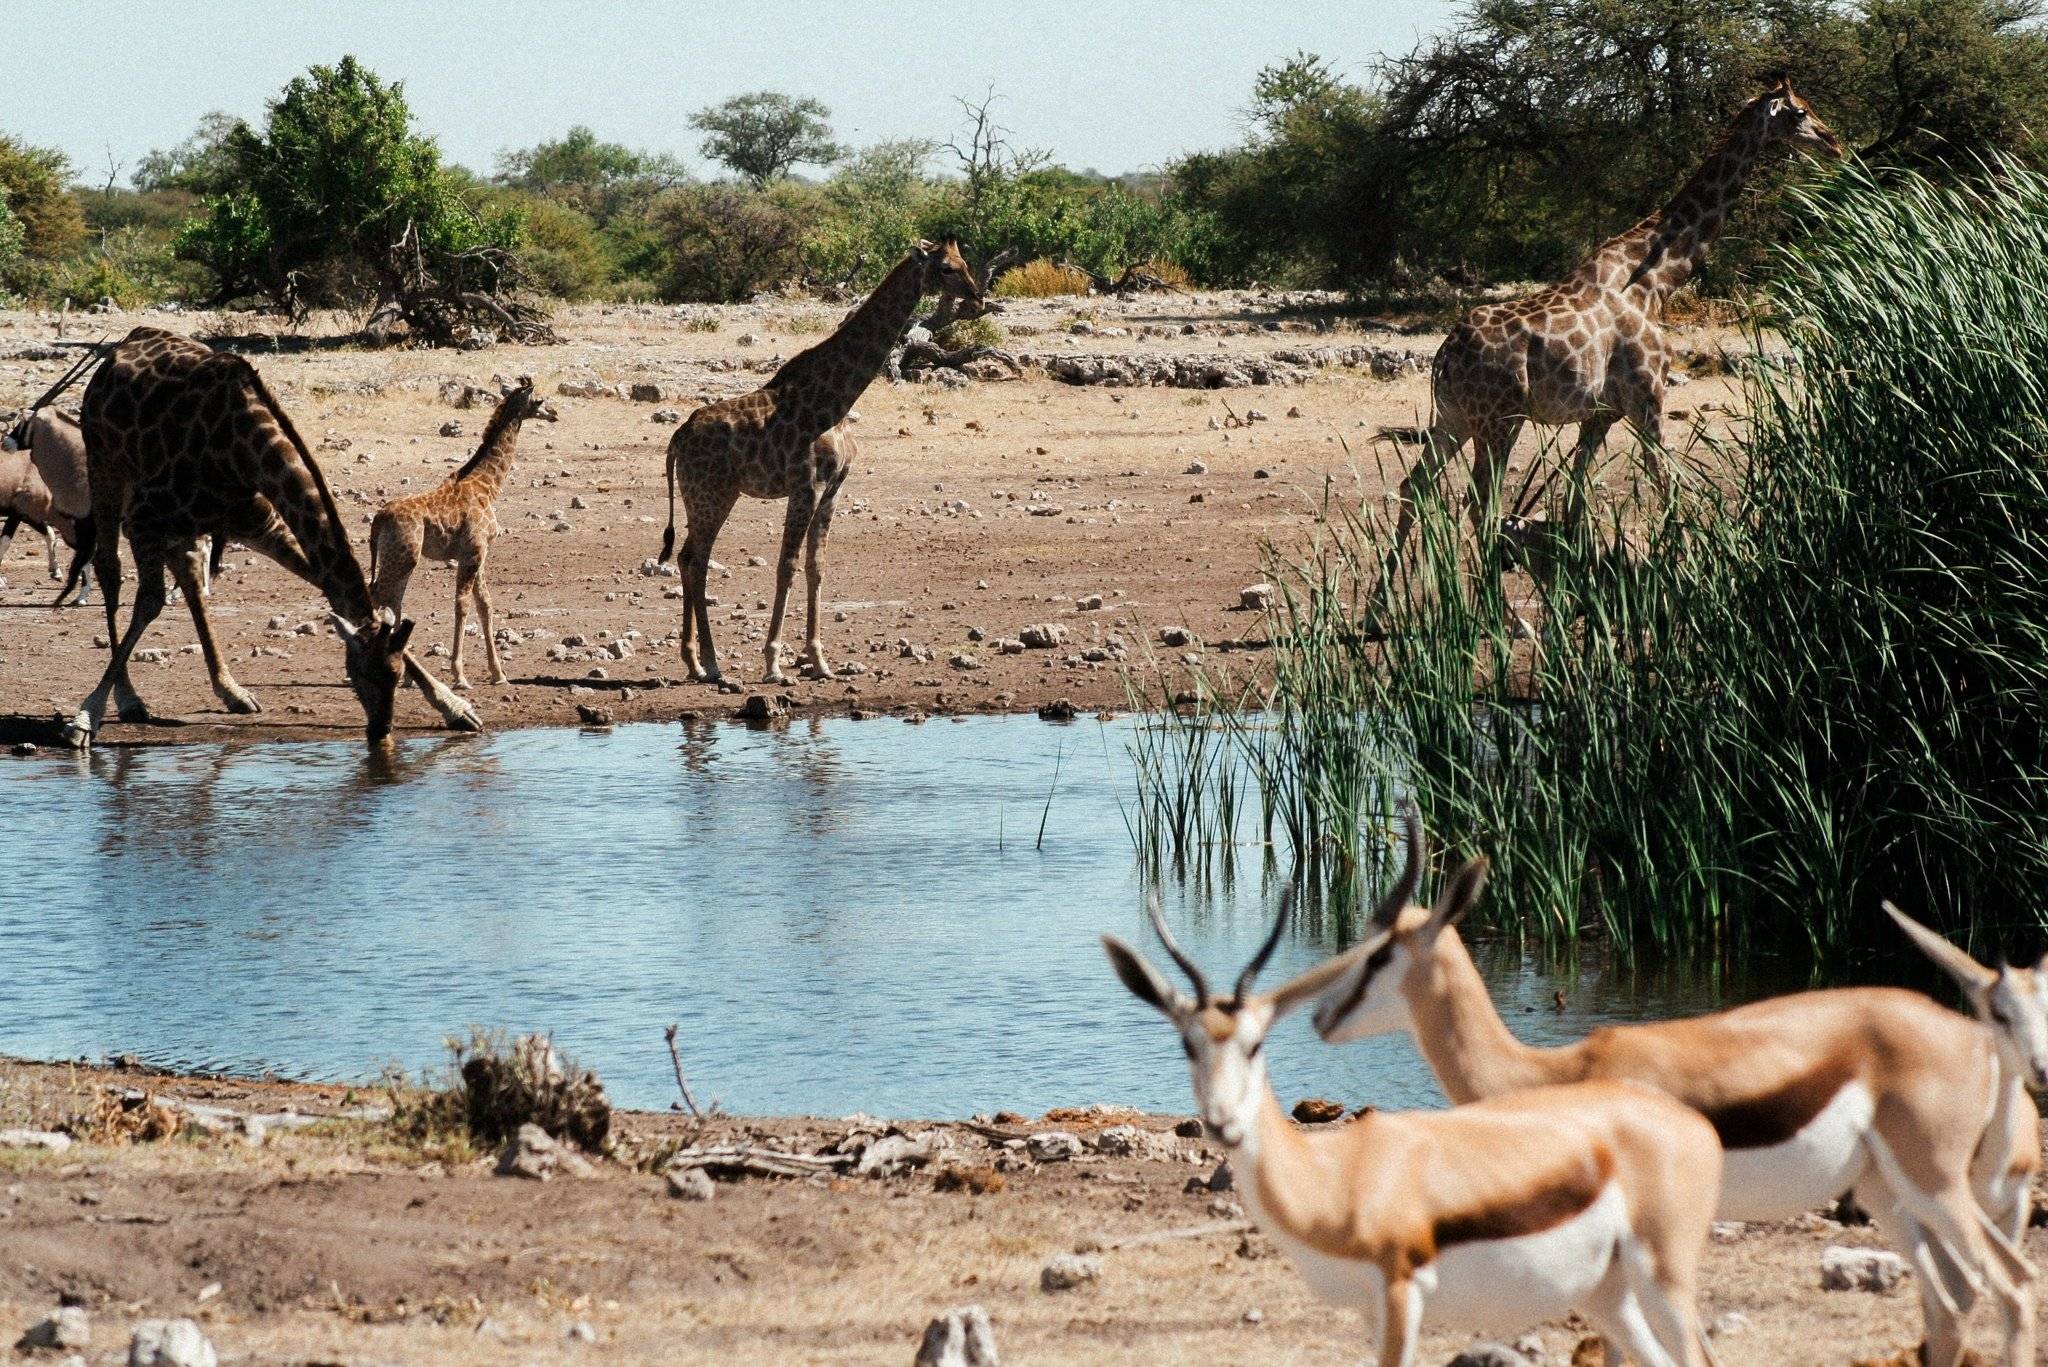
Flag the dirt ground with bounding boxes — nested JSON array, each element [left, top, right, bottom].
[[0, 294, 1748, 747], [0, 1056, 2034, 1366]]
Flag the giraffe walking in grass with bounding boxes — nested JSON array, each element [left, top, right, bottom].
[[658, 239, 983, 685], [1384, 79, 1843, 579], [369, 377, 557, 690], [61, 326, 481, 749]]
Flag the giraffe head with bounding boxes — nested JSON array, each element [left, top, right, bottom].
[[495, 375, 559, 423], [330, 610, 416, 746], [1755, 78, 1843, 159], [914, 239, 986, 308]]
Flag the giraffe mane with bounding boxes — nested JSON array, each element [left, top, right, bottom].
[[451, 383, 531, 481]]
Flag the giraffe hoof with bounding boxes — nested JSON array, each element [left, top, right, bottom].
[[220, 688, 261, 715], [116, 702, 152, 724], [60, 716, 93, 750], [455, 678, 473, 693], [801, 658, 833, 681], [763, 669, 791, 685], [488, 672, 509, 686]]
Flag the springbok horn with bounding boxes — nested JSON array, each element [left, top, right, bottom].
[[1369, 799, 1426, 927], [1236, 881, 1297, 1003], [1146, 890, 1210, 1004]]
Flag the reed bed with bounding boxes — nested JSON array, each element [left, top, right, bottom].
[[1127, 159, 2048, 966]]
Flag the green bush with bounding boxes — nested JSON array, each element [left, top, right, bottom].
[[646, 182, 808, 302]]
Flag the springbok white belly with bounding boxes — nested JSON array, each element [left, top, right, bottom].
[[1249, 1182, 1630, 1336], [1717, 1080, 1875, 1222]]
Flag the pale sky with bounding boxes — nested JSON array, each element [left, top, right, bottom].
[[3, 1, 1459, 183]]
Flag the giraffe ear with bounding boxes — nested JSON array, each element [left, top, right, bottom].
[[390, 618, 416, 654], [329, 611, 360, 642]]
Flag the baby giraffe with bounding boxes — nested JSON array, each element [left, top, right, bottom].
[[370, 377, 557, 689], [1106, 886, 1722, 1366]]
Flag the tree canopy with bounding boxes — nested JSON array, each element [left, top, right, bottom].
[[690, 92, 847, 185]]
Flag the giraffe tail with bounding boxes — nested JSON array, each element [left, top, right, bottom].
[[658, 438, 679, 564]]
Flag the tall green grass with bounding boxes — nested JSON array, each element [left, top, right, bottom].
[[1129, 159, 2048, 965]]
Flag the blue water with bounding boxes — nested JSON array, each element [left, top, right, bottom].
[[0, 716, 1738, 1117]]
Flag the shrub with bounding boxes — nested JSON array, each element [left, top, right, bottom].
[[993, 257, 1093, 297], [388, 1029, 611, 1155], [646, 182, 806, 301], [934, 315, 1005, 349]]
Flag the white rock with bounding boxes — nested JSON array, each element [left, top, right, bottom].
[[564, 1320, 598, 1343], [0, 1129, 72, 1153], [16, 1305, 89, 1350], [1446, 1344, 1536, 1367], [1026, 1131, 1084, 1163], [666, 1167, 714, 1201], [1039, 1252, 1102, 1292], [496, 1123, 595, 1181], [127, 1319, 217, 1367], [914, 1304, 1000, 1366], [1820, 1246, 1908, 1292], [1239, 583, 1275, 611]]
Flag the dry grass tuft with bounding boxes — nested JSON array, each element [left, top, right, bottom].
[[993, 258, 1094, 299], [386, 1029, 612, 1156], [934, 315, 1006, 350], [72, 1088, 181, 1144], [1136, 258, 1193, 290]]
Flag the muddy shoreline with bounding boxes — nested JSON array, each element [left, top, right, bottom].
[[0, 1054, 2034, 1364]]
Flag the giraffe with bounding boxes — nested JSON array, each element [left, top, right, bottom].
[[368, 376, 558, 690], [1383, 79, 1844, 577], [658, 238, 982, 684], [59, 326, 481, 749]]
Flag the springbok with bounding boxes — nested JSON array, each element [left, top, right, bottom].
[[1883, 901, 2044, 1248], [1311, 808, 2035, 1367], [1104, 891, 1722, 1366]]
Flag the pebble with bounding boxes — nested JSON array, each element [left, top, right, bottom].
[[1075, 593, 1103, 610], [1446, 1343, 1536, 1367], [651, 408, 681, 424], [1241, 1308, 1263, 1325], [439, 420, 463, 437], [1018, 623, 1067, 649], [576, 705, 615, 728], [1039, 1252, 1102, 1292], [495, 1123, 595, 1181], [1025, 1131, 1084, 1162], [948, 653, 983, 671], [1158, 626, 1195, 647], [569, 495, 588, 509], [564, 1320, 598, 1344], [1819, 1245, 1908, 1292], [1184, 459, 1208, 474], [1239, 583, 1276, 611]]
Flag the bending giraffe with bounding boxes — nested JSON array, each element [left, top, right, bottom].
[[368, 376, 557, 690], [60, 327, 480, 749], [1385, 79, 1843, 574], [658, 239, 982, 684]]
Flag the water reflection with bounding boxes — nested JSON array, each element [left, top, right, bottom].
[[2, 717, 1765, 1117]]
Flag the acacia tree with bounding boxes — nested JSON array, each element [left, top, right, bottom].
[[690, 92, 846, 185], [175, 57, 550, 343]]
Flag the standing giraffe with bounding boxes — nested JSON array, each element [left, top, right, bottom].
[[1385, 79, 1843, 573], [658, 239, 982, 684], [60, 327, 480, 748], [368, 377, 557, 690]]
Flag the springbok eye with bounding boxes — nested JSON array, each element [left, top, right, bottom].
[[1246, 1038, 1264, 1059]]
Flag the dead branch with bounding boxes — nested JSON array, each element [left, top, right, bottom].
[[1091, 1219, 1252, 1252], [663, 1023, 704, 1120], [665, 1144, 853, 1180]]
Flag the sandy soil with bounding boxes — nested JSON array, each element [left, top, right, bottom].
[[0, 1056, 2033, 1366], [0, 294, 1747, 748]]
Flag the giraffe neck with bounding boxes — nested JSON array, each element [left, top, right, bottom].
[[1585, 103, 1774, 305], [449, 403, 531, 504], [236, 361, 377, 622], [767, 251, 929, 423]]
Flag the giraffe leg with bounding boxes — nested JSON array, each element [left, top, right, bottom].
[[1385, 424, 1468, 568], [1561, 416, 1617, 538], [450, 560, 475, 691], [65, 542, 169, 747], [801, 473, 845, 680], [675, 531, 699, 676], [169, 543, 259, 715], [472, 556, 508, 686], [763, 487, 818, 684], [683, 491, 736, 684]]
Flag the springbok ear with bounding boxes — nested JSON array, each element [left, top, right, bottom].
[[1263, 932, 1390, 1020], [1428, 856, 1490, 933], [1103, 934, 1184, 1016], [390, 618, 417, 655], [329, 611, 360, 642], [1883, 901, 1997, 996]]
